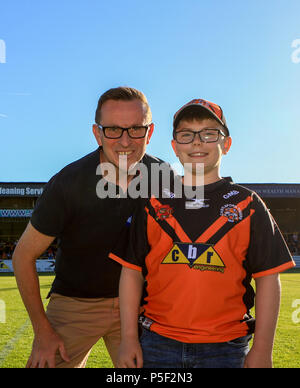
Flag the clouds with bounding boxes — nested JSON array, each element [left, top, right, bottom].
[[0, 113, 8, 119]]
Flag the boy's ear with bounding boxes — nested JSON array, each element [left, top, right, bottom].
[[222, 136, 232, 155], [171, 139, 178, 156]]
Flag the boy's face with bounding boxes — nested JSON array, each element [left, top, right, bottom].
[[171, 118, 232, 182]]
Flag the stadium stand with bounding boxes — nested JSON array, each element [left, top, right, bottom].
[[0, 239, 57, 260], [294, 256, 300, 268]]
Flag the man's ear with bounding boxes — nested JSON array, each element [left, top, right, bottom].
[[146, 123, 154, 145], [222, 136, 232, 155], [93, 124, 102, 146]]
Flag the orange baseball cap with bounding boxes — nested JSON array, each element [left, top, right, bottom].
[[173, 98, 229, 135]]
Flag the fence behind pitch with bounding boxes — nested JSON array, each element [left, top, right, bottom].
[[294, 256, 300, 268]]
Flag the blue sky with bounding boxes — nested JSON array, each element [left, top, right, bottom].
[[0, 0, 299, 183]]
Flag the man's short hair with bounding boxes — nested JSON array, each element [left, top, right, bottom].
[[95, 86, 152, 124]]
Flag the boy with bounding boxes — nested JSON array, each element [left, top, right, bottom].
[[109, 98, 295, 368]]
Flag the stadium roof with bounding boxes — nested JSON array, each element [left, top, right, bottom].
[[241, 183, 300, 198]]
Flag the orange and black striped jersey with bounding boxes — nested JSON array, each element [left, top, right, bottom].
[[110, 177, 295, 343]]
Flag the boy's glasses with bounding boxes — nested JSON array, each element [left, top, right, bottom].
[[174, 129, 227, 144], [97, 124, 151, 139]]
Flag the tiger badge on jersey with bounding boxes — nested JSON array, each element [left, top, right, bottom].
[[162, 243, 226, 273], [220, 204, 243, 223], [154, 204, 174, 221]]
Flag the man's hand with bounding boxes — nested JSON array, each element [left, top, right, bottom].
[[26, 327, 70, 368], [117, 338, 143, 368], [12, 223, 69, 368]]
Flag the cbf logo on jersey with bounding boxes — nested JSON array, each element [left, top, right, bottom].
[[162, 243, 225, 273]]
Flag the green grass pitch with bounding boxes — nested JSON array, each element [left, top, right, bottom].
[[0, 271, 299, 368]]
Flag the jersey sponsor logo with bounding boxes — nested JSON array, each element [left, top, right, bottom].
[[223, 190, 239, 199], [185, 198, 210, 209], [162, 188, 176, 198], [126, 216, 132, 226], [220, 204, 243, 223], [162, 243, 225, 273], [154, 204, 174, 220]]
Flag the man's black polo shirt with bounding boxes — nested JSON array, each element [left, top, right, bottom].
[[31, 148, 168, 298]]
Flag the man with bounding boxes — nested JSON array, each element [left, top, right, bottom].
[[110, 98, 295, 368], [12, 86, 168, 368]]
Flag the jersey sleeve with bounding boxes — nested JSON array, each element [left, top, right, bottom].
[[30, 173, 70, 237], [109, 200, 150, 274], [246, 192, 295, 278]]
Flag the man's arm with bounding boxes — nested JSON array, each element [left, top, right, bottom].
[[244, 273, 281, 368], [12, 222, 69, 368], [117, 266, 144, 368]]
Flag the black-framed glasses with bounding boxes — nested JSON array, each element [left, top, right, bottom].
[[97, 124, 151, 139], [174, 129, 227, 144]]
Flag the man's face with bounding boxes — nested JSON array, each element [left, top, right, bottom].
[[93, 99, 154, 171], [171, 118, 232, 181]]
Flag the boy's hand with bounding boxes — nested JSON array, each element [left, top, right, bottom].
[[243, 346, 272, 368], [117, 338, 143, 368], [245, 273, 280, 369]]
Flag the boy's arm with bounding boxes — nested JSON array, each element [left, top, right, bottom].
[[244, 273, 281, 368], [118, 266, 144, 368]]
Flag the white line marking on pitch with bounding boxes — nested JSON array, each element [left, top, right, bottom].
[[0, 299, 48, 367], [0, 319, 31, 367]]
